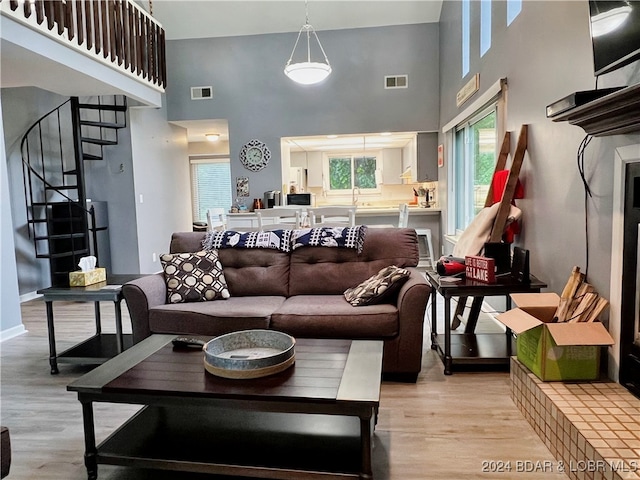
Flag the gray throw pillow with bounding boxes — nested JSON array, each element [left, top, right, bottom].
[[344, 265, 410, 306]]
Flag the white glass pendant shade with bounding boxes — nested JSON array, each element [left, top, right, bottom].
[[591, 4, 632, 37], [285, 4, 332, 86], [284, 61, 332, 85]]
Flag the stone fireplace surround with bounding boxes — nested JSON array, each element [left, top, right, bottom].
[[610, 145, 640, 394], [507, 145, 640, 480], [511, 358, 640, 480]]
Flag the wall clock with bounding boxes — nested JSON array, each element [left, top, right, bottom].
[[239, 139, 271, 172]]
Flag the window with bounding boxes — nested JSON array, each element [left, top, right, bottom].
[[462, 0, 470, 76], [480, 0, 492, 57], [452, 108, 497, 232], [507, 0, 522, 25], [325, 153, 379, 192], [190, 158, 232, 222]]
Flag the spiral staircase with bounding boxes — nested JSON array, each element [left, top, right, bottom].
[[21, 96, 127, 287]]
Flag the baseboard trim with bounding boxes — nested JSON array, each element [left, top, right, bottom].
[[19, 291, 41, 303], [0, 324, 27, 343]]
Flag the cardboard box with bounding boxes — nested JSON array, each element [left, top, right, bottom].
[[496, 293, 614, 381], [69, 268, 106, 286]]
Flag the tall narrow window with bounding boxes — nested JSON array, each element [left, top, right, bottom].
[[190, 158, 232, 222], [481, 0, 492, 56], [507, 0, 522, 25], [462, 0, 470, 76], [453, 108, 497, 232]]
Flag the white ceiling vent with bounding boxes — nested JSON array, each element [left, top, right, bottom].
[[384, 75, 408, 89], [191, 86, 213, 100]]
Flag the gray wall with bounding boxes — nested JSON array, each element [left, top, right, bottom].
[[165, 23, 440, 202], [2, 87, 69, 294], [0, 90, 24, 335], [438, 0, 640, 300]]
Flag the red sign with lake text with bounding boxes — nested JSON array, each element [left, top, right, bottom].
[[465, 255, 496, 283]]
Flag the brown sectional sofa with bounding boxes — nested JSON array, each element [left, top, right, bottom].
[[123, 227, 431, 381]]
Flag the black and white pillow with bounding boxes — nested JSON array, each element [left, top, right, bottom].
[[160, 250, 230, 304], [344, 265, 410, 306]]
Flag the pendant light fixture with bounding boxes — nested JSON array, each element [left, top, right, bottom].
[[284, 0, 332, 85]]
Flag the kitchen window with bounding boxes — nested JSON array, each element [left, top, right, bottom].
[[324, 153, 380, 193]]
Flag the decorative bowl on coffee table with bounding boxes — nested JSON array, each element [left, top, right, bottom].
[[203, 330, 295, 379]]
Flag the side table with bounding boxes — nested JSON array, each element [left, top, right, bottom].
[[37, 274, 142, 374], [424, 270, 547, 375]]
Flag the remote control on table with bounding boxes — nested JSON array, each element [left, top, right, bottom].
[[172, 337, 206, 349]]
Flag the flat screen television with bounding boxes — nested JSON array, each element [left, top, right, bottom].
[[589, 1, 640, 76]]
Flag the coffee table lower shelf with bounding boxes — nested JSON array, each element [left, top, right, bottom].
[[57, 334, 133, 366], [96, 405, 365, 479]]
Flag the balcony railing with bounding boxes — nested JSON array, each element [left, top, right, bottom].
[[1, 0, 166, 90]]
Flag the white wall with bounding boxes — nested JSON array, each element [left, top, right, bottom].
[[130, 103, 191, 273]]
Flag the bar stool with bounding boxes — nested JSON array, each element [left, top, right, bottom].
[[398, 203, 435, 269]]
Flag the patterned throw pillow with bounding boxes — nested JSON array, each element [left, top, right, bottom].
[[344, 265, 411, 306], [160, 251, 231, 304]]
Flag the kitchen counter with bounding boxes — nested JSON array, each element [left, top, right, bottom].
[[225, 207, 442, 258]]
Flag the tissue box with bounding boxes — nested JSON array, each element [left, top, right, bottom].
[[69, 268, 106, 286]]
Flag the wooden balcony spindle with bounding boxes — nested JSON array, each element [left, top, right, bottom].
[[75, 0, 84, 45], [65, 0, 74, 41], [123, 1, 130, 69], [43, 1, 54, 30], [22, 0, 31, 18], [101, 0, 108, 58], [34, 0, 44, 24]]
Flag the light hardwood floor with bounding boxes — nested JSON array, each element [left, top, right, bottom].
[[0, 298, 569, 480]]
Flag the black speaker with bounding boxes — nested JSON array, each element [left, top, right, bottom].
[[483, 242, 511, 274]]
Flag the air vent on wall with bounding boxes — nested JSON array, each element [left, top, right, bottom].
[[384, 75, 408, 89], [191, 86, 213, 100]]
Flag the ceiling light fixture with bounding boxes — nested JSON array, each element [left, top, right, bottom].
[[284, 0, 332, 85], [590, 1, 632, 37], [205, 133, 220, 142]]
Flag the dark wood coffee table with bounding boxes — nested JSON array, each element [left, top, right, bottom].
[[67, 334, 383, 480]]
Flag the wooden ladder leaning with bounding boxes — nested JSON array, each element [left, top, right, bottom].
[[452, 124, 529, 332]]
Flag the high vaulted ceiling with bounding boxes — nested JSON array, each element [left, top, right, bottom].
[[156, 1, 443, 144], [152, 1, 443, 40]]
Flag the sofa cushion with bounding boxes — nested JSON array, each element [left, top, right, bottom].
[[344, 265, 410, 306], [149, 296, 286, 337], [271, 295, 398, 338], [289, 228, 419, 296], [160, 251, 230, 303], [169, 232, 290, 297]]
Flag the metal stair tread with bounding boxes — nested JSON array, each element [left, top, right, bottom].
[[77, 103, 127, 112], [79, 120, 125, 129], [80, 137, 118, 146], [36, 250, 89, 259], [45, 185, 78, 190], [34, 233, 86, 240]]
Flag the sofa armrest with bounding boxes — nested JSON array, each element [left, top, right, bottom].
[[122, 273, 167, 344], [385, 268, 431, 379]]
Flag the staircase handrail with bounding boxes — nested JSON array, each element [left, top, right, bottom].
[[19, 99, 92, 216]]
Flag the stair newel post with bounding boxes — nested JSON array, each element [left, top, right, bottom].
[[88, 205, 100, 268], [69, 96, 91, 254]]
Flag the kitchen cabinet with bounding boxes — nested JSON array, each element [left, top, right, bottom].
[[381, 148, 402, 184], [306, 151, 323, 188], [416, 132, 438, 182]]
